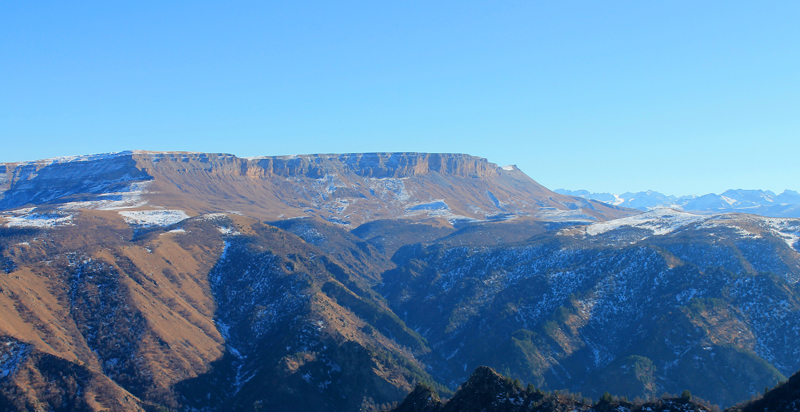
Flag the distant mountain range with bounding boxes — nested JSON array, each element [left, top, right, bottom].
[[555, 188, 800, 217]]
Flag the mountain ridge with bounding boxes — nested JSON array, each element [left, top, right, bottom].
[[556, 189, 800, 218], [393, 364, 800, 412], [1, 151, 632, 227]]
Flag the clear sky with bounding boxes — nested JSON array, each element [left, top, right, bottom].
[[2, 2, 798, 196]]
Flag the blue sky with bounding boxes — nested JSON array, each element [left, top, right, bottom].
[[2, 2, 798, 195]]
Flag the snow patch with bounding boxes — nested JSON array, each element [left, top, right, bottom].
[[587, 208, 706, 236], [536, 208, 597, 223], [316, 174, 348, 194], [367, 177, 410, 202], [4, 207, 36, 215], [119, 209, 189, 228], [220, 241, 232, 261], [201, 213, 229, 220], [4, 211, 74, 228], [58, 181, 151, 211], [9, 151, 133, 166], [406, 200, 450, 212], [0, 339, 31, 379], [218, 227, 241, 235], [764, 218, 800, 248], [403, 200, 481, 224]]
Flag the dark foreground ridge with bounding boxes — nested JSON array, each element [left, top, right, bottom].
[[393, 366, 800, 412], [727, 369, 800, 412]]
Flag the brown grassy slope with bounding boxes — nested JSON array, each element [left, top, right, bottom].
[[0, 344, 144, 412], [0, 211, 234, 409], [2, 209, 450, 411], [172, 219, 446, 412]]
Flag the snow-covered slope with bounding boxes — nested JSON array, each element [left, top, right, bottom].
[[118, 209, 190, 228], [581, 208, 800, 250], [557, 188, 800, 218], [0, 208, 74, 228], [585, 208, 706, 236]]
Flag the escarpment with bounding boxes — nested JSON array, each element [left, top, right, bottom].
[[1, 151, 631, 226]]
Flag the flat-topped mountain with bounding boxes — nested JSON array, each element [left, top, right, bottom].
[[0, 151, 630, 227]]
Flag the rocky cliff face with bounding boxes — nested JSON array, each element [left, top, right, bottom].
[[249, 152, 501, 179]]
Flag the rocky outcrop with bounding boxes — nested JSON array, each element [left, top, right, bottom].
[[245, 153, 500, 179], [393, 384, 443, 412]]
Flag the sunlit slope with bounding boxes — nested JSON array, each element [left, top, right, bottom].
[[0, 212, 445, 411], [1, 151, 633, 227]]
